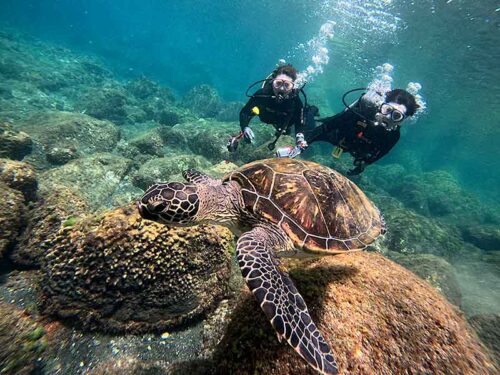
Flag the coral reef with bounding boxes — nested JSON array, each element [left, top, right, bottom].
[[386, 251, 462, 306], [38, 153, 132, 211], [11, 186, 89, 268], [374, 196, 467, 260], [366, 165, 500, 226], [210, 252, 497, 375], [128, 128, 165, 157], [132, 154, 211, 190], [0, 302, 47, 375], [18, 111, 120, 167], [0, 123, 32, 160], [39, 203, 234, 333], [0, 158, 37, 201], [461, 224, 500, 251], [0, 182, 26, 262], [469, 314, 500, 367], [181, 84, 221, 118], [215, 101, 243, 122]]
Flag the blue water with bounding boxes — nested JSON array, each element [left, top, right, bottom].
[[1, 0, 498, 199]]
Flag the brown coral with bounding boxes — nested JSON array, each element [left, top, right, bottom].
[[0, 302, 46, 375], [211, 252, 497, 375], [0, 182, 25, 261], [11, 186, 89, 267], [0, 158, 37, 201], [39, 203, 234, 333]]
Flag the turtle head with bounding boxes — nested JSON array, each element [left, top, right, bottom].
[[137, 182, 200, 225]]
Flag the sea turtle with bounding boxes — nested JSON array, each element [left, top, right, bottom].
[[137, 158, 385, 374]]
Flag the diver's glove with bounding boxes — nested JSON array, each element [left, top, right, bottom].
[[242, 127, 255, 143], [295, 133, 308, 150]]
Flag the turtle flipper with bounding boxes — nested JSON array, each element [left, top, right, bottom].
[[236, 227, 339, 375], [182, 169, 220, 186]]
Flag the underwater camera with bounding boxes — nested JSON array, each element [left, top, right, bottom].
[[227, 132, 243, 153]]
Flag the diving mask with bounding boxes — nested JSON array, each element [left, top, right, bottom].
[[272, 79, 294, 92], [375, 102, 407, 130], [380, 103, 406, 122]]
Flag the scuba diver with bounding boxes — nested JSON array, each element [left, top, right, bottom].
[[280, 87, 419, 175], [227, 63, 318, 157]]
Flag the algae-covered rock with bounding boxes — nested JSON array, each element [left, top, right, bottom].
[[374, 196, 467, 259], [0, 302, 47, 375], [366, 166, 499, 225], [11, 186, 89, 268], [128, 128, 165, 157], [19, 111, 120, 166], [215, 101, 243, 122], [164, 119, 277, 164], [0, 158, 37, 201], [211, 252, 497, 375], [75, 84, 129, 124], [461, 224, 500, 251], [0, 123, 33, 160], [39, 153, 132, 211], [386, 251, 462, 306], [469, 314, 500, 367], [0, 182, 25, 262], [40, 203, 233, 333], [181, 84, 221, 118], [132, 154, 211, 190], [125, 76, 175, 102]]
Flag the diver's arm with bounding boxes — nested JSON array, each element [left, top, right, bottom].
[[239, 96, 258, 131]]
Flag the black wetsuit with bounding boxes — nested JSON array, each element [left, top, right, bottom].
[[239, 87, 305, 136], [308, 100, 400, 174]]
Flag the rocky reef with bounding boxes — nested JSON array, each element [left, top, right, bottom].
[[39, 203, 234, 333], [210, 252, 497, 375], [0, 302, 47, 375], [0, 182, 26, 261]]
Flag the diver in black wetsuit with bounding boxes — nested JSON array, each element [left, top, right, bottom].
[[227, 64, 318, 157], [304, 88, 419, 175]]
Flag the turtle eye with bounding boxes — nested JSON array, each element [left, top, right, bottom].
[[148, 201, 168, 214]]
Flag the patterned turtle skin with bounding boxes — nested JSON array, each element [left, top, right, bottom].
[[224, 158, 385, 254]]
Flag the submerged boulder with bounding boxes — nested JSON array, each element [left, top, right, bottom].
[[39, 203, 233, 333], [0, 302, 47, 375], [386, 251, 462, 307], [0, 123, 33, 160], [165, 119, 277, 164], [39, 153, 132, 211], [0, 158, 37, 201], [19, 111, 120, 166], [461, 224, 500, 251], [375, 196, 466, 260], [11, 186, 89, 268], [469, 314, 500, 367], [0, 183, 25, 262], [210, 252, 496, 375], [181, 84, 221, 118], [132, 154, 211, 190]]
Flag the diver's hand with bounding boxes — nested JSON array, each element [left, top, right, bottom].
[[346, 161, 365, 176], [243, 127, 255, 143], [295, 133, 308, 150]]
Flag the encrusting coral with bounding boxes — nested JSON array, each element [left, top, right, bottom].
[[39, 203, 234, 333]]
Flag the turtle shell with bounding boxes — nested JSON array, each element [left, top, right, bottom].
[[224, 158, 385, 254]]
